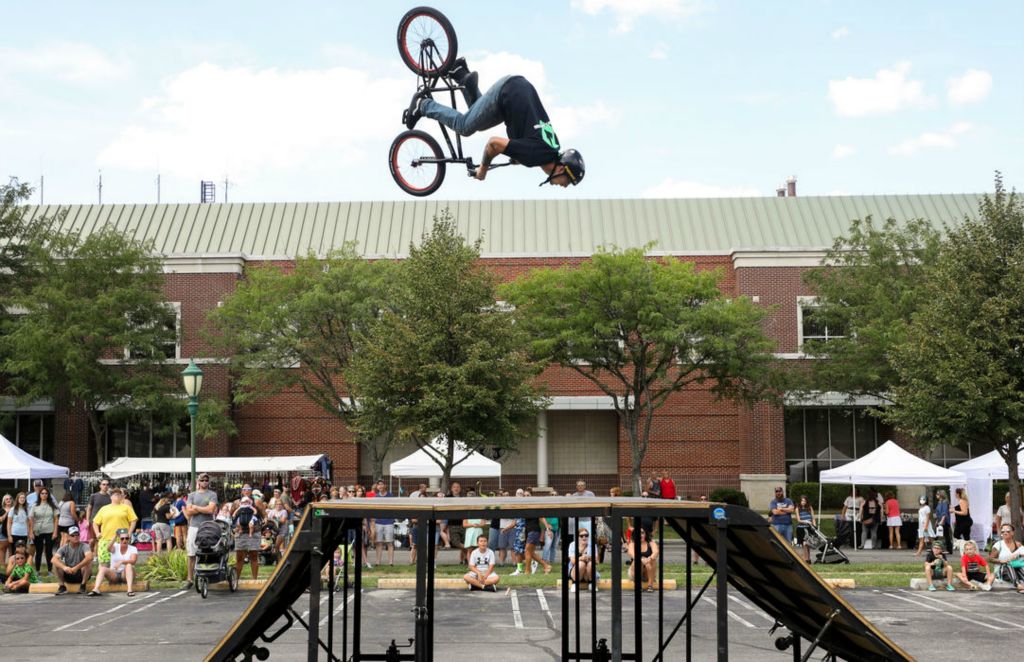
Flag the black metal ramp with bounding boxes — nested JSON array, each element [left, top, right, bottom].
[[206, 498, 912, 662]]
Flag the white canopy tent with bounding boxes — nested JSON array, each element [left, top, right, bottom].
[[951, 449, 1024, 545], [98, 454, 326, 480], [0, 433, 70, 480], [818, 440, 966, 547], [389, 438, 502, 492]]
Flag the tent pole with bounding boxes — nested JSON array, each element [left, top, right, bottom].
[[853, 484, 858, 549]]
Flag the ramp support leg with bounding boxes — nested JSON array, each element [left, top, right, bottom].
[[716, 517, 728, 662], [611, 515, 622, 662], [414, 516, 431, 661], [309, 515, 323, 662]]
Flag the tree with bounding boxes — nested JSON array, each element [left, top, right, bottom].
[[503, 245, 780, 493], [0, 181, 48, 362], [207, 247, 396, 480], [1, 228, 196, 467], [349, 213, 546, 490], [799, 217, 943, 402], [889, 176, 1024, 538]]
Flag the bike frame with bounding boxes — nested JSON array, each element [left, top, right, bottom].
[[414, 40, 512, 176]]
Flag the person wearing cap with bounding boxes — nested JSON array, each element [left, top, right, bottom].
[[184, 473, 218, 589], [89, 528, 138, 597], [25, 479, 44, 508], [923, 539, 955, 591], [768, 486, 795, 544], [52, 526, 94, 594]]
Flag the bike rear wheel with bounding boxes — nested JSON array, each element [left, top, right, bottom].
[[397, 7, 458, 77], [389, 130, 446, 197]]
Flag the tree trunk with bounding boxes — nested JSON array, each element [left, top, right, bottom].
[[86, 407, 107, 471], [1006, 444, 1023, 543]]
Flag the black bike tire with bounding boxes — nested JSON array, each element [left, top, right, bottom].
[[396, 7, 458, 77], [389, 129, 447, 197]]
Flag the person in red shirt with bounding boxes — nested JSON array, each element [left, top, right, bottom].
[[956, 540, 994, 590], [659, 475, 676, 500]]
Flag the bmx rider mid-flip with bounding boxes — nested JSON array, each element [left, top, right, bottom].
[[403, 58, 585, 188]]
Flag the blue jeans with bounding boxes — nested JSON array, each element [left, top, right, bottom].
[[420, 75, 511, 137], [773, 523, 793, 543], [542, 529, 557, 564]]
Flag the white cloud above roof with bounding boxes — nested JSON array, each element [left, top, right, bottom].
[[0, 41, 130, 83], [828, 62, 934, 117], [947, 69, 992, 105], [641, 178, 760, 198], [570, 0, 702, 32], [889, 121, 973, 156]]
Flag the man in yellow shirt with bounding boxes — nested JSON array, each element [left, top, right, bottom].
[[91, 488, 138, 565]]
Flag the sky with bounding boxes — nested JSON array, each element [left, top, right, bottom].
[[1, 1, 1022, 204]]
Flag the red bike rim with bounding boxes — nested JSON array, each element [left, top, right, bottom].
[[391, 134, 442, 193], [400, 12, 452, 74]]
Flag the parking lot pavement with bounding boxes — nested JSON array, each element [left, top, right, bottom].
[[1, 587, 1022, 661]]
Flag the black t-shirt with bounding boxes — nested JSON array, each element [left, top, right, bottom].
[[525, 518, 542, 534], [154, 502, 172, 525], [499, 76, 560, 168]]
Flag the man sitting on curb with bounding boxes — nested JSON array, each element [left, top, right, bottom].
[[4, 551, 39, 593], [923, 540, 955, 591], [89, 528, 138, 597], [53, 526, 94, 594], [464, 534, 499, 592]]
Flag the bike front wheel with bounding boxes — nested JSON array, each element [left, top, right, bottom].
[[397, 7, 458, 77], [389, 130, 447, 197]]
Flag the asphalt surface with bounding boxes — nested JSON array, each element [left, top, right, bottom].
[[1, 584, 1022, 661]]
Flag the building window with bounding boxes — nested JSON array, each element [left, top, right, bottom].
[[927, 443, 971, 468], [125, 302, 180, 360], [784, 407, 896, 482], [797, 297, 846, 348], [0, 412, 56, 462], [102, 414, 191, 463]]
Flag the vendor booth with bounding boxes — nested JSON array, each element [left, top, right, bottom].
[[98, 454, 327, 480], [819, 440, 966, 548], [0, 433, 70, 480], [389, 437, 502, 491], [951, 448, 1024, 544]]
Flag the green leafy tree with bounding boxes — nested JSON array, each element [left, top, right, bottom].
[[799, 217, 943, 402], [503, 245, 780, 493], [0, 181, 48, 366], [889, 176, 1024, 537], [349, 213, 546, 490], [1, 228, 196, 467], [207, 247, 396, 479]]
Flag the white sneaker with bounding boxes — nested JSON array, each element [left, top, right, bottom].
[[531, 561, 538, 574], [510, 569, 522, 577], [569, 584, 576, 593], [981, 582, 992, 592]]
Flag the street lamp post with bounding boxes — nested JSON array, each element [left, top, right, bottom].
[[181, 359, 204, 490]]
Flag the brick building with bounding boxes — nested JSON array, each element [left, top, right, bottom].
[[3, 193, 983, 500]]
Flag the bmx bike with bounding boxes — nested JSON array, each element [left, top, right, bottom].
[[389, 7, 513, 197]]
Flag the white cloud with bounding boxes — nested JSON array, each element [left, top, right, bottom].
[[0, 41, 130, 83], [831, 26, 851, 39], [888, 121, 973, 156], [832, 144, 856, 159], [947, 69, 992, 105], [570, 0, 702, 32], [99, 55, 615, 180], [649, 43, 669, 60], [827, 62, 934, 117], [641, 179, 760, 198]]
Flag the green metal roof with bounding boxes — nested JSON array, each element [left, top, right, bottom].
[[22, 194, 983, 258]]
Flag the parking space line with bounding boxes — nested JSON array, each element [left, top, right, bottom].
[[91, 590, 188, 630], [300, 594, 330, 622], [880, 591, 1001, 631], [704, 596, 757, 628], [319, 593, 356, 626], [727, 595, 776, 623], [536, 589, 555, 629], [54, 592, 158, 632], [904, 590, 1024, 631], [510, 590, 524, 629]]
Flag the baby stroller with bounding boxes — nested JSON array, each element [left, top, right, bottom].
[[259, 520, 280, 567], [194, 520, 238, 598], [805, 522, 850, 564]]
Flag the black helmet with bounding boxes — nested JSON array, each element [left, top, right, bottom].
[[539, 149, 585, 187], [559, 149, 585, 185]]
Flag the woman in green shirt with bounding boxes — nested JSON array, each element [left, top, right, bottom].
[[28, 488, 59, 573]]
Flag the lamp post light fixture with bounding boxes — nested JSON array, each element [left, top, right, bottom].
[[181, 359, 204, 490]]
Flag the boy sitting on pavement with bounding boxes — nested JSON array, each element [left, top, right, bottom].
[[956, 539, 994, 591], [464, 534, 500, 592], [3, 551, 39, 593], [923, 540, 955, 591]]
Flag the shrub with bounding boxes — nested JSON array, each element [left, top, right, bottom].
[[139, 549, 189, 582], [709, 488, 749, 507]]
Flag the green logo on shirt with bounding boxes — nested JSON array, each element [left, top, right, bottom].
[[535, 121, 560, 150]]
